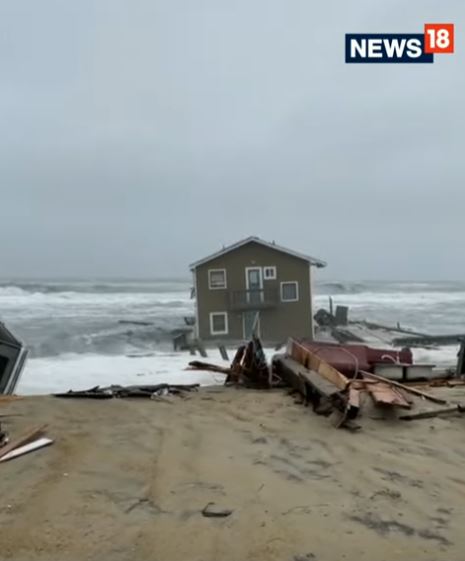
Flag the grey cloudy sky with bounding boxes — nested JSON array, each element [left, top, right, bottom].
[[1, 0, 464, 280]]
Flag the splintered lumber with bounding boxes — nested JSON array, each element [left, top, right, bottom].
[[287, 340, 349, 391], [0, 425, 47, 461], [0, 437, 53, 462], [360, 376, 411, 409], [361, 371, 448, 405]]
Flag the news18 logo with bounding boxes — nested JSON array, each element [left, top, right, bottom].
[[345, 23, 454, 63]]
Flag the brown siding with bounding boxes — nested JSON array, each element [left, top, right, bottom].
[[194, 241, 313, 343]]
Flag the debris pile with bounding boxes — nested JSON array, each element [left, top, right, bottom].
[[188, 335, 273, 388], [53, 383, 199, 399], [188, 335, 465, 430], [273, 338, 465, 429]]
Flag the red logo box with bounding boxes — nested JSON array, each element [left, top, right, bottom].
[[424, 23, 454, 53]]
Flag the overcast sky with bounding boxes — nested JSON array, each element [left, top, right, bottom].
[[1, 0, 464, 280]]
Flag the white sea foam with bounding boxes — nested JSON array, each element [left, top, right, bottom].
[[1, 279, 464, 394], [18, 350, 231, 395]]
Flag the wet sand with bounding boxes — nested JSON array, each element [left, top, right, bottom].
[[1, 387, 465, 561]]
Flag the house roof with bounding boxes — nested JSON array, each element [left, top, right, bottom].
[[189, 236, 327, 270]]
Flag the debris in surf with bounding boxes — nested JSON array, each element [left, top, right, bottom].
[[53, 384, 199, 399]]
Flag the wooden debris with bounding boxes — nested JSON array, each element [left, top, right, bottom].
[[273, 353, 359, 426], [274, 356, 341, 406], [0, 437, 53, 462], [399, 404, 465, 421], [287, 340, 350, 391], [361, 372, 448, 405], [201, 502, 233, 518], [360, 376, 411, 409], [225, 336, 270, 388], [0, 425, 47, 461], [54, 384, 199, 399], [187, 361, 231, 375]]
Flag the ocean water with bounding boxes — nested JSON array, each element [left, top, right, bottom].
[[0, 279, 464, 394]]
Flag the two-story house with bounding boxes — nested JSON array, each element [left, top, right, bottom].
[[190, 236, 326, 343]]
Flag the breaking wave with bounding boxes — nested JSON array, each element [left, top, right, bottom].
[[1, 278, 465, 362]]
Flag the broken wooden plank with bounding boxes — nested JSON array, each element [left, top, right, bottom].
[[287, 340, 350, 391], [361, 376, 411, 409], [0, 425, 47, 461], [361, 371, 448, 405], [187, 361, 231, 375], [0, 437, 53, 462], [399, 405, 465, 421], [275, 356, 341, 399]]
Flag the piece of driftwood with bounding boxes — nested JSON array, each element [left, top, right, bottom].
[[361, 372, 448, 405], [201, 502, 233, 518], [0, 437, 53, 462], [0, 425, 47, 461], [399, 404, 465, 421]]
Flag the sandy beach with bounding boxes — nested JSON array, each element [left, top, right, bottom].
[[1, 386, 465, 561]]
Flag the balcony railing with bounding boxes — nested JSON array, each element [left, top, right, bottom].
[[228, 289, 279, 311]]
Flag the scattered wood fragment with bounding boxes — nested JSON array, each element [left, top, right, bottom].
[[360, 376, 411, 409], [361, 372, 449, 405], [0, 425, 48, 461], [187, 361, 231, 375], [54, 384, 199, 399], [201, 502, 233, 518], [0, 437, 53, 462]]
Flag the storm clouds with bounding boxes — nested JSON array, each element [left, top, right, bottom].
[[1, 1, 464, 279]]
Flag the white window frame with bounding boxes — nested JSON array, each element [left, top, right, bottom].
[[280, 281, 299, 302], [208, 268, 227, 290], [209, 312, 229, 335], [263, 266, 277, 280]]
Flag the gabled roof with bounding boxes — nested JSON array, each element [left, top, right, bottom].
[[189, 236, 327, 270]]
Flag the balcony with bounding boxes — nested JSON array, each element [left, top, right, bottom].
[[228, 289, 279, 311]]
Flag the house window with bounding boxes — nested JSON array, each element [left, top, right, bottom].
[[281, 281, 299, 302], [210, 312, 228, 335], [208, 269, 227, 289], [263, 266, 277, 280]]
